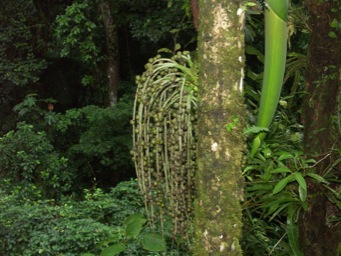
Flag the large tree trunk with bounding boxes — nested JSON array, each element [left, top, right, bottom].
[[99, 1, 119, 105], [299, 0, 341, 255], [193, 0, 246, 255]]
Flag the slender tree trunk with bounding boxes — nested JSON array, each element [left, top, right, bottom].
[[99, 1, 119, 105], [193, 1, 246, 255], [191, 0, 199, 31], [299, 0, 341, 255]]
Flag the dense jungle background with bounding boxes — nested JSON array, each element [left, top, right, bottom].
[[0, 0, 340, 255]]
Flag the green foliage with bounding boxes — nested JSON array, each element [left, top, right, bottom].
[[54, 1, 103, 65], [9, 94, 134, 194], [0, 122, 71, 199], [0, 179, 143, 256], [53, 101, 134, 189], [0, 0, 48, 86], [116, 0, 193, 44], [97, 214, 167, 255], [242, 105, 341, 255]]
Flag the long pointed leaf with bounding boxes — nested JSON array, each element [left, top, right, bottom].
[[273, 174, 295, 194]]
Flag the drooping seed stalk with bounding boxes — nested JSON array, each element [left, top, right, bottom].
[[132, 52, 198, 241], [251, 0, 288, 156]]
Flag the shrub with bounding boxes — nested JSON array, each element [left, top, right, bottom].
[[0, 122, 72, 199], [0, 180, 144, 256]]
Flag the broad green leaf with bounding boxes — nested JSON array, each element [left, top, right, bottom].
[[100, 244, 125, 256], [306, 173, 329, 184], [273, 174, 295, 194], [141, 233, 166, 252], [126, 219, 146, 238], [124, 213, 146, 226], [124, 213, 147, 239]]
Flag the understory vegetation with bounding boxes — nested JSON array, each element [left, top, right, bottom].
[[0, 0, 340, 255]]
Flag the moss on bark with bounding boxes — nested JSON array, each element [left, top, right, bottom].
[[193, 1, 246, 255]]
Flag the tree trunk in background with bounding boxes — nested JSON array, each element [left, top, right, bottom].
[[299, 0, 341, 255], [193, 0, 246, 255], [191, 0, 199, 31], [99, 1, 119, 105]]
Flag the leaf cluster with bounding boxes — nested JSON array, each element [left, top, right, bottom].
[[0, 180, 144, 256]]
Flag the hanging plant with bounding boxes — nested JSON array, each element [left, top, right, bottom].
[[132, 51, 198, 240]]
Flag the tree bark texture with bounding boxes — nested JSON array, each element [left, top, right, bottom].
[[193, 1, 246, 255], [300, 0, 341, 255], [99, 1, 120, 105]]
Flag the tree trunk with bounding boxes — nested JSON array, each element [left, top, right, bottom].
[[299, 0, 341, 255], [99, 1, 119, 105], [193, 1, 246, 255]]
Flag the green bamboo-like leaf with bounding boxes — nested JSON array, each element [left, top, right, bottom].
[[306, 173, 329, 184], [277, 151, 294, 161], [273, 174, 295, 194], [100, 244, 125, 256], [298, 184, 307, 202], [294, 172, 306, 191], [286, 208, 304, 256]]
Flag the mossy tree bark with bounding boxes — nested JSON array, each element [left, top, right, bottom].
[[299, 0, 341, 255], [193, 0, 246, 255]]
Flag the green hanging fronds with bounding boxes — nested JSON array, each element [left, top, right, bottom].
[[251, 0, 288, 156], [132, 52, 198, 240]]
